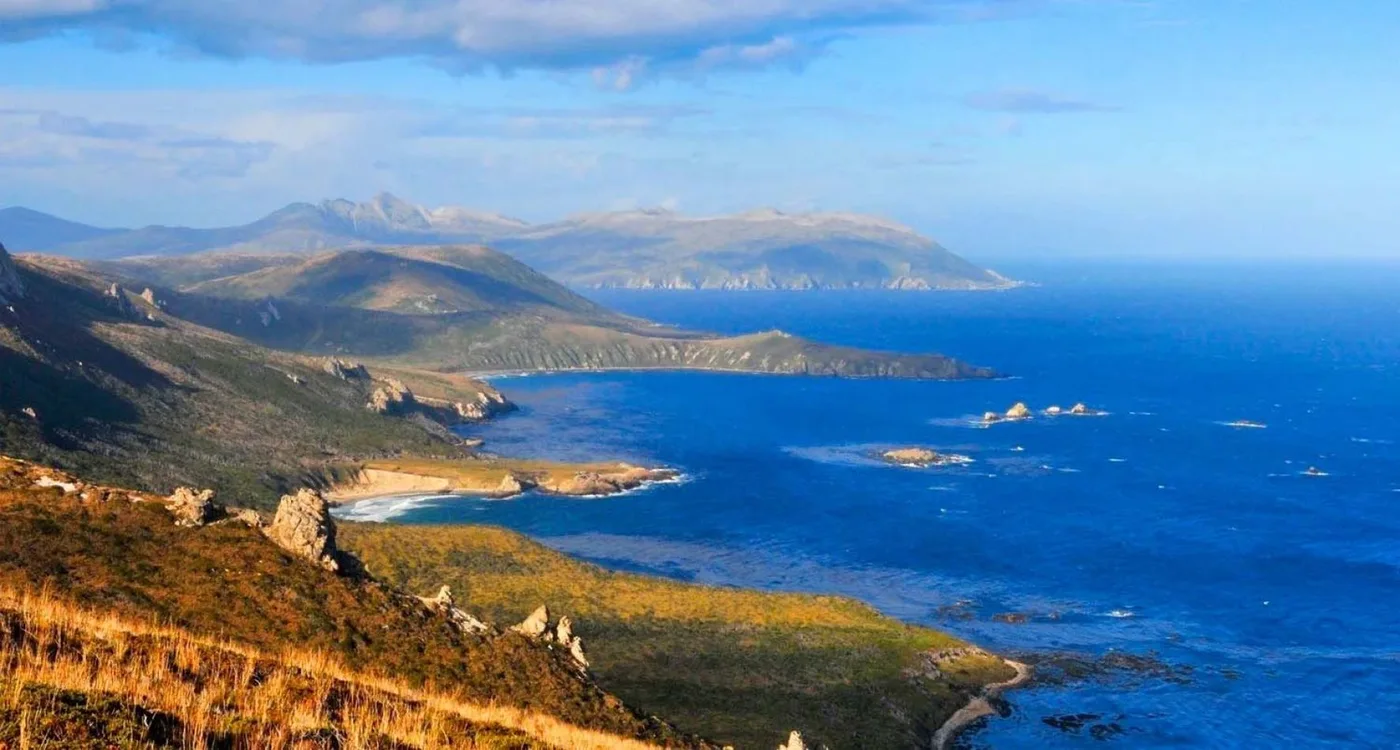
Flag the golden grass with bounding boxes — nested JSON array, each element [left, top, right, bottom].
[[0, 586, 660, 750]]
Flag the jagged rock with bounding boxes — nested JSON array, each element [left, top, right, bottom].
[[779, 731, 808, 750], [20, 407, 36, 420], [452, 390, 514, 421], [0, 243, 23, 306], [166, 487, 218, 527], [264, 488, 339, 572], [512, 605, 550, 638], [324, 358, 369, 380], [105, 283, 140, 319], [1005, 403, 1032, 420], [982, 411, 1002, 423], [367, 378, 414, 414], [418, 585, 491, 634], [286, 373, 305, 385], [1070, 403, 1093, 415], [554, 616, 589, 669], [139, 288, 161, 307]]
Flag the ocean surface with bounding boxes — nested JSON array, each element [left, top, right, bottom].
[[341, 263, 1400, 748]]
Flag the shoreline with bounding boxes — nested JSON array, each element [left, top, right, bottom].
[[933, 658, 1033, 749], [466, 364, 1009, 382]]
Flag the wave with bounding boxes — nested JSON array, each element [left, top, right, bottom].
[[331, 493, 459, 523], [1105, 609, 1137, 619]]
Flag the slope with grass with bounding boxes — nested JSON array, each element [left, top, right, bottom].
[[0, 251, 508, 508], [100, 246, 996, 379], [339, 523, 1022, 750], [0, 462, 706, 748]]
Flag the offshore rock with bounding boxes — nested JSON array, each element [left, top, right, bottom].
[[452, 389, 514, 421], [1005, 402, 1033, 420], [166, 487, 218, 527], [265, 488, 339, 572]]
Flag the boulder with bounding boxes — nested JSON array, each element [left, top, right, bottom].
[[166, 487, 218, 527], [511, 605, 550, 638], [264, 488, 339, 572], [231, 508, 264, 528], [1069, 403, 1091, 415], [0, 243, 23, 306], [1045, 405, 1063, 415], [1005, 402, 1032, 420], [982, 411, 1002, 423]]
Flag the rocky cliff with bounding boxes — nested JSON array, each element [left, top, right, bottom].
[[0, 242, 23, 305]]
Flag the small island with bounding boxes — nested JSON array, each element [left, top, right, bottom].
[[879, 448, 974, 468], [983, 402, 1033, 424]]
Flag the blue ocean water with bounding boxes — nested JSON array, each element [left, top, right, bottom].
[[345, 263, 1400, 748]]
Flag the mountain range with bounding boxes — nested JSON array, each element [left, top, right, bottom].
[[1, 194, 1019, 291]]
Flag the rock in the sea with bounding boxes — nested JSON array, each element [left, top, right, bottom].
[[982, 411, 1003, 423], [1045, 405, 1063, 415], [1069, 403, 1102, 416], [1005, 402, 1032, 420], [881, 448, 941, 466], [512, 604, 551, 638], [0, 243, 23, 306], [538, 465, 678, 496], [324, 357, 369, 380], [165, 487, 218, 527], [265, 488, 339, 572], [779, 730, 809, 750]]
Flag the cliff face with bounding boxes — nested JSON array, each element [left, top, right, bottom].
[[0, 243, 23, 305]]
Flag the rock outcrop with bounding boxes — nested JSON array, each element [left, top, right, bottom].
[[0, 243, 22, 306], [882, 448, 940, 466], [537, 465, 679, 497], [166, 487, 218, 527], [511, 604, 589, 670], [451, 389, 515, 421], [264, 488, 339, 572], [418, 585, 492, 635], [1005, 402, 1032, 420], [367, 378, 414, 415], [324, 357, 369, 380], [779, 731, 809, 750], [105, 283, 140, 319], [258, 298, 281, 327], [496, 473, 526, 497]]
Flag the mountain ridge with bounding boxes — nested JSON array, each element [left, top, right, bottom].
[[3, 194, 1020, 291]]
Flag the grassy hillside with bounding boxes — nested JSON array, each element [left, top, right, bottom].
[[0, 254, 504, 507], [340, 524, 1019, 750], [0, 466, 702, 747]]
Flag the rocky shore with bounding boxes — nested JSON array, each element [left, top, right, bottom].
[[322, 458, 681, 504], [879, 448, 974, 468]]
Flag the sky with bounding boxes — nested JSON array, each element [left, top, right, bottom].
[[0, 0, 1397, 260]]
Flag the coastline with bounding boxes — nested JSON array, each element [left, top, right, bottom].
[[934, 658, 1033, 749], [466, 364, 1003, 381]]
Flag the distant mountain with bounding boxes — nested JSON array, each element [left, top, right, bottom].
[[2, 194, 1017, 290]]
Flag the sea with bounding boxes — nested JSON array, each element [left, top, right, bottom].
[[338, 262, 1400, 749]]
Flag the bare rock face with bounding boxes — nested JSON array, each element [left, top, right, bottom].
[[324, 358, 369, 380], [452, 389, 514, 421], [139, 288, 162, 307], [265, 488, 339, 572], [1005, 402, 1032, 420], [538, 465, 679, 497], [166, 487, 218, 527], [231, 508, 264, 528], [496, 473, 526, 497], [367, 378, 414, 414], [779, 730, 809, 750], [0, 243, 22, 306]]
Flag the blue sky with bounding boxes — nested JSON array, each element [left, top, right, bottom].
[[0, 0, 1396, 260]]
